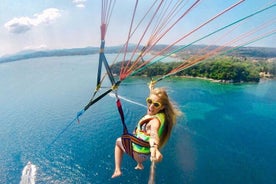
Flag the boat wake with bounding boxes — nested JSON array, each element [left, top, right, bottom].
[[109, 93, 147, 108], [20, 161, 36, 184]]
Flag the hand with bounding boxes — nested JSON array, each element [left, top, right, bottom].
[[148, 80, 156, 90], [150, 147, 163, 162]]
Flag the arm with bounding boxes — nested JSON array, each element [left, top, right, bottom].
[[148, 80, 156, 91], [149, 118, 163, 162]]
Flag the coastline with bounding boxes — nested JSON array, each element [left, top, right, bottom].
[[143, 75, 276, 84], [179, 75, 275, 83]]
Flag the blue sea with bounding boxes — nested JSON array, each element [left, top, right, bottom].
[[0, 55, 275, 184]]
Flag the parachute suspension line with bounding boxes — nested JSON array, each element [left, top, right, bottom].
[[168, 2, 276, 59], [121, 0, 165, 80], [119, 0, 158, 65], [128, 0, 200, 77], [120, 0, 201, 80], [191, 18, 275, 66], [133, 2, 276, 81], [165, 4, 276, 75], [223, 18, 276, 48], [146, 0, 201, 53], [46, 116, 79, 151], [133, 0, 200, 75], [223, 30, 276, 56], [120, 0, 139, 79], [101, 0, 116, 40], [120, 0, 166, 80], [196, 22, 244, 56], [112, 0, 154, 80], [144, 0, 245, 66], [207, 1, 276, 51], [120, 46, 147, 81], [110, 1, 163, 75], [129, 0, 165, 55], [165, 28, 275, 79], [155, 19, 276, 82], [148, 0, 189, 46], [140, 0, 200, 74], [130, 0, 246, 77], [130, 0, 219, 74], [131, 1, 276, 82], [148, 0, 171, 43]]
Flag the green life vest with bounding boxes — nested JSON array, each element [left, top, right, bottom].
[[132, 113, 165, 154]]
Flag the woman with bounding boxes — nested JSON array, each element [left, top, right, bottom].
[[111, 85, 182, 178]]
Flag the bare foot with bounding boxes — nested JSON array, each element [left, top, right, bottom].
[[135, 163, 144, 170], [111, 169, 122, 178]]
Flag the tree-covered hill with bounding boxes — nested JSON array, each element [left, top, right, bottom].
[[111, 56, 276, 83]]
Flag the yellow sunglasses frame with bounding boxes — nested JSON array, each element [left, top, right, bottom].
[[146, 97, 162, 108]]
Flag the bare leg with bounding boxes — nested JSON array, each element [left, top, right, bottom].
[[111, 138, 124, 178]]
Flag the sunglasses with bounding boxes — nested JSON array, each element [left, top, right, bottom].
[[146, 97, 162, 108]]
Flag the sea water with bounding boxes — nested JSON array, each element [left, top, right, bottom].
[[0, 55, 275, 184]]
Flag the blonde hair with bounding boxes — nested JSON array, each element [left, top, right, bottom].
[[150, 87, 182, 147]]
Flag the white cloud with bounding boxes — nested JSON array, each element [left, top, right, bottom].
[[72, 0, 86, 8], [4, 8, 61, 34], [4, 17, 34, 34]]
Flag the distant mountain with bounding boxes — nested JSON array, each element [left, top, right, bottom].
[[228, 46, 276, 58], [0, 47, 99, 63], [168, 45, 276, 60], [0, 45, 275, 64]]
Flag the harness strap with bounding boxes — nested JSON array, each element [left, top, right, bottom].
[[116, 96, 150, 158], [121, 133, 150, 158], [116, 98, 128, 134], [84, 89, 113, 111], [121, 133, 134, 158]]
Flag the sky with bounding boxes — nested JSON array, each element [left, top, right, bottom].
[[0, 0, 275, 56]]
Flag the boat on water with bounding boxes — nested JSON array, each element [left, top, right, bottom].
[[20, 161, 36, 184]]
